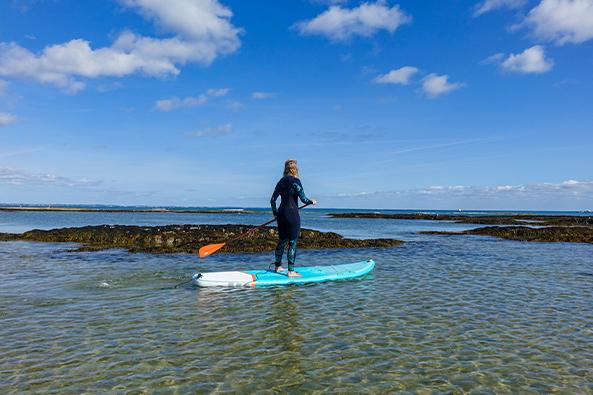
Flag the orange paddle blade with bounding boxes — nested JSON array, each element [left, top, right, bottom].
[[198, 243, 226, 258]]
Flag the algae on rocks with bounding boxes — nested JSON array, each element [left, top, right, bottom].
[[0, 224, 403, 254], [422, 226, 593, 244]]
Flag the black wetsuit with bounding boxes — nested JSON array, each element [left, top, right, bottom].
[[270, 176, 313, 271]]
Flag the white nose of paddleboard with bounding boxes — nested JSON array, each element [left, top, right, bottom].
[[193, 271, 255, 287]]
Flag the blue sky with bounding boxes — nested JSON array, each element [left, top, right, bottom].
[[1, 0, 592, 209]]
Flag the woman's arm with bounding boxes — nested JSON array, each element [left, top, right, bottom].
[[270, 185, 280, 216], [292, 182, 313, 205]]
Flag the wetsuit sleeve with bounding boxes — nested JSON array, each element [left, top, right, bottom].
[[270, 183, 280, 216], [292, 182, 313, 205]]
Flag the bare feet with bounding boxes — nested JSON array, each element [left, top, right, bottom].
[[288, 271, 302, 278], [272, 265, 285, 273]]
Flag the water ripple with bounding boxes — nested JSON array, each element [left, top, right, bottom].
[[1, 235, 593, 393]]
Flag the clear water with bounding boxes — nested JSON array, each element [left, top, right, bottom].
[[1, 211, 592, 393]]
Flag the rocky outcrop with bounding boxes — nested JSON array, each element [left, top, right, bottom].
[[331, 212, 593, 244], [422, 226, 593, 244], [0, 224, 403, 253], [329, 213, 593, 227]]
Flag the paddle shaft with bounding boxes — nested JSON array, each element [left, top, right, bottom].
[[225, 203, 310, 244]]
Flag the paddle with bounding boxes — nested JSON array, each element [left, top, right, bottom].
[[198, 203, 311, 258]]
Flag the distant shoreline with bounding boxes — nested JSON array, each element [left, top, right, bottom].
[[0, 207, 259, 214], [328, 212, 593, 226]]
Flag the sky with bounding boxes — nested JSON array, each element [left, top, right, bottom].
[[1, 0, 592, 210]]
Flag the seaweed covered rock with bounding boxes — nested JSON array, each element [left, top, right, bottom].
[[466, 226, 593, 244], [422, 226, 593, 244], [0, 224, 403, 254], [330, 213, 593, 227]]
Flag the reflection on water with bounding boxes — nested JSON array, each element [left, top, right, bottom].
[[1, 214, 593, 392]]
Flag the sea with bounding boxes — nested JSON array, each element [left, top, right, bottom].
[[1, 206, 592, 393]]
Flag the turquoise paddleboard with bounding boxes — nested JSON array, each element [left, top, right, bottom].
[[193, 259, 375, 287]]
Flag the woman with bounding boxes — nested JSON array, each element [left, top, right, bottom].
[[270, 159, 316, 277]]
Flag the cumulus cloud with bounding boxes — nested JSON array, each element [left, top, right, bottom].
[[155, 86, 230, 111], [523, 0, 593, 45], [372, 68, 463, 99], [252, 91, 277, 99], [0, 112, 17, 127], [120, 0, 240, 40], [421, 74, 464, 98], [0, 167, 102, 188], [473, 0, 527, 16], [374, 66, 419, 85], [188, 123, 232, 137], [295, 1, 411, 41], [495, 45, 554, 73], [0, 0, 241, 92]]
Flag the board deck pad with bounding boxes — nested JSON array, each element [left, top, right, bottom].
[[193, 259, 375, 287]]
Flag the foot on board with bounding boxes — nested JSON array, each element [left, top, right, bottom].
[[270, 264, 286, 273], [288, 271, 302, 278]]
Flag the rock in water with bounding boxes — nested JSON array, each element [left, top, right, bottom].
[[0, 224, 403, 254]]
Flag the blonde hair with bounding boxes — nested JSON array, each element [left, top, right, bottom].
[[283, 159, 299, 177]]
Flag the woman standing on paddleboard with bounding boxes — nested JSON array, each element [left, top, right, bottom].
[[270, 159, 316, 277]]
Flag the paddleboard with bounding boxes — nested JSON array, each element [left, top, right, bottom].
[[193, 259, 375, 287]]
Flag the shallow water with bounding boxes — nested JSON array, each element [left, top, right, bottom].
[[1, 212, 593, 393]]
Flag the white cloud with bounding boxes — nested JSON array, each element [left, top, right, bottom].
[[155, 94, 208, 111], [0, 167, 102, 188], [155, 87, 230, 111], [482, 52, 505, 65], [421, 74, 464, 98], [0, 79, 6, 94], [0, 112, 17, 127], [473, 0, 527, 16], [523, 0, 593, 45], [421, 180, 593, 198], [374, 66, 419, 85], [188, 123, 232, 137], [120, 0, 240, 40], [0, 0, 241, 92], [295, 1, 411, 41], [498, 45, 554, 73], [336, 180, 593, 200], [252, 91, 277, 99], [206, 87, 230, 96]]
